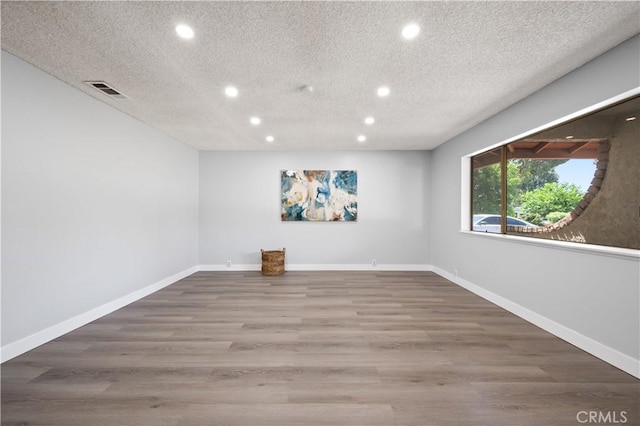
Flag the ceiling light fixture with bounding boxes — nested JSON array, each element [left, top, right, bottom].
[[565, 135, 574, 139], [175, 24, 194, 40], [225, 86, 238, 98], [364, 117, 375, 125], [377, 86, 390, 98], [250, 117, 261, 125], [401, 23, 420, 40], [357, 135, 367, 143], [626, 116, 636, 121], [266, 135, 275, 142]]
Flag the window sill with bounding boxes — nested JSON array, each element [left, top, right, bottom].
[[459, 230, 640, 261]]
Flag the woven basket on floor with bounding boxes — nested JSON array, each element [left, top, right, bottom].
[[261, 248, 285, 276]]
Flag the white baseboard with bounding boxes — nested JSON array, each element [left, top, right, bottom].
[[0, 265, 199, 363], [432, 266, 640, 379], [199, 263, 433, 272], [199, 264, 261, 271], [288, 264, 433, 271]]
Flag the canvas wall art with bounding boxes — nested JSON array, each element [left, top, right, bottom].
[[281, 170, 357, 221]]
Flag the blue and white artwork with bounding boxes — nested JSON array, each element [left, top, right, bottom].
[[281, 170, 357, 221]]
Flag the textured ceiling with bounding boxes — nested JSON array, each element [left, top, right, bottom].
[[2, 1, 639, 150]]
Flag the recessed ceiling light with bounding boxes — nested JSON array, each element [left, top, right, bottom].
[[266, 135, 275, 142], [565, 135, 574, 139], [225, 86, 238, 98], [175, 24, 194, 40], [626, 116, 636, 121], [250, 117, 261, 125], [357, 135, 367, 143], [377, 86, 390, 98], [401, 23, 420, 40], [364, 117, 375, 125]]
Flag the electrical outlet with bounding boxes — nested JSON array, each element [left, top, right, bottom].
[[226, 260, 232, 267], [372, 260, 377, 267], [453, 269, 458, 277]]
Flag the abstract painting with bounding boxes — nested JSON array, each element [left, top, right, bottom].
[[281, 170, 357, 221]]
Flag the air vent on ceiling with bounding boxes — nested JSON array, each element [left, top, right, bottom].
[[84, 81, 128, 99]]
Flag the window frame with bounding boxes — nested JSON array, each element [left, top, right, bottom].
[[460, 87, 640, 260]]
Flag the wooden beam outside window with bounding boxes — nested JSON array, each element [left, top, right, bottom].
[[508, 149, 598, 160], [568, 142, 591, 154], [532, 142, 550, 154]]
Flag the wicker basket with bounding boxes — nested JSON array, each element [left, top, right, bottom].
[[261, 248, 285, 276]]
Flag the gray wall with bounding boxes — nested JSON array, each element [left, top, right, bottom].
[[199, 150, 431, 267], [430, 36, 640, 362], [1, 51, 199, 348]]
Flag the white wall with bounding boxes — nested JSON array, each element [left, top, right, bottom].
[[430, 36, 640, 375], [1, 51, 200, 359], [199, 150, 431, 269]]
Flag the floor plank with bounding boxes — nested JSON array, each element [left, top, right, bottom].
[[2, 271, 638, 425]]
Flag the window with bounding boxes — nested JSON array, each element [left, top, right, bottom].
[[472, 147, 504, 233], [469, 94, 639, 250]]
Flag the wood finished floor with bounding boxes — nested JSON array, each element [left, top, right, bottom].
[[1, 271, 638, 425]]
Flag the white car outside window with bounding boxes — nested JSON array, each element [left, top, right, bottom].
[[473, 214, 537, 233]]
